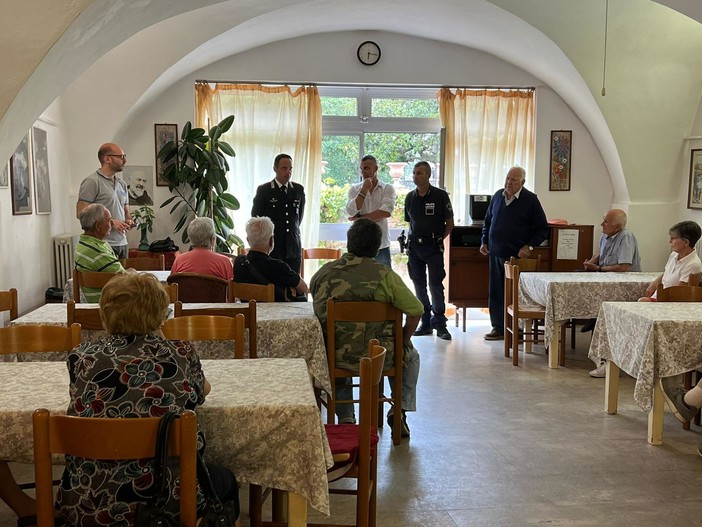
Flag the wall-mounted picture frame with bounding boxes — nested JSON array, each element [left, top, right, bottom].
[[124, 165, 155, 206], [32, 126, 51, 214], [549, 130, 572, 191], [10, 133, 32, 215], [687, 149, 702, 209], [154, 123, 178, 186], [0, 160, 8, 188]]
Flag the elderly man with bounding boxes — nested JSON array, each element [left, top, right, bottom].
[[480, 166, 548, 341], [345, 155, 396, 267], [310, 219, 423, 437], [170, 217, 233, 280], [234, 216, 308, 301], [76, 143, 134, 259], [75, 203, 126, 302]]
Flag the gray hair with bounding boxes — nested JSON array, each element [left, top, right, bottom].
[[187, 217, 216, 248], [79, 203, 108, 231], [611, 209, 628, 228], [509, 166, 526, 180], [246, 216, 275, 247]]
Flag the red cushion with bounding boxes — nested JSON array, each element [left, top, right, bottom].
[[324, 424, 380, 481]]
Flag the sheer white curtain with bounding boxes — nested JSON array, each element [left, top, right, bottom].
[[438, 88, 535, 224], [195, 83, 323, 249]]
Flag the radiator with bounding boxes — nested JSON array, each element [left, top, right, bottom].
[[53, 234, 78, 288]]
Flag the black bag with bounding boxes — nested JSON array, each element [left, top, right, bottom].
[[196, 456, 239, 526], [149, 237, 179, 252]]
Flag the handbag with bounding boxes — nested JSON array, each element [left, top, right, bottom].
[[196, 454, 239, 526], [149, 237, 179, 252]]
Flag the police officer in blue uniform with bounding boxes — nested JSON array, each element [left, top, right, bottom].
[[251, 153, 306, 273], [404, 161, 454, 340]]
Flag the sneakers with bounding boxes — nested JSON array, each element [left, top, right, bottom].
[[413, 324, 433, 336], [338, 416, 356, 425], [436, 327, 452, 340], [589, 361, 606, 378], [387, 409, 410, 438], [660, 378, 699, 423], [484, 329, 504, 341]]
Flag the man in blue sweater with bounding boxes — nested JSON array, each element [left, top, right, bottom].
[[480, 167, 548, 340]]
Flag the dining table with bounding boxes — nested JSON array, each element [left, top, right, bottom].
[[518, 271, 660, 368], [10, 301, 331, 393], [588, 301, 702, 445], [0, 358, 332, 524]]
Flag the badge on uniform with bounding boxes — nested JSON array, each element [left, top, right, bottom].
[[425, 203, 435, 215]]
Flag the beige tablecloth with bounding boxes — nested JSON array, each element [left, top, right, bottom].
[[0, 359, 332, 514], [589, 302, 702, 411], [10, 302, 331, 393]]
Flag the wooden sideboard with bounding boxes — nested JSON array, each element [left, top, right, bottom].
[[448, 223, 594, 329]]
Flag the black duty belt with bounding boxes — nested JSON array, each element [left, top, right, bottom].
[[410, 235, 440, 245]]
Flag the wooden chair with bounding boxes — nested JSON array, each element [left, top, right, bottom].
[[174, 301, 257, 358], [163, 282, 179, 303], [229, 281, 275, 302], [504, 263, 546, 366], [162, 314, 246, 359], [508, 255, 541, 272], [120, 254, 166, 270], [0, 288, 18, 322], [656, 284, 702, 302], [67, 300, 103, 330], [301, 248, 342, 279], [687, 272, 702, 287], [237, 246, 249, 256], [73, 270, 120, 303], [251, 342, 386, 527], [166, 272, 231, 302], [0, 323, 81, 357], [326, 299, 404, 446], [33, 409, 198, 527]]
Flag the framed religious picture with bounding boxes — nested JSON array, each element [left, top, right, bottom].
[[154, 123, 178, 186], [123, 165, 155, 206], [0, 160, 8, 188], [32, 126, 52, 214], [10, 133, 32, 215], [549, 130, 572, 191], [687, 149, 702, 210]]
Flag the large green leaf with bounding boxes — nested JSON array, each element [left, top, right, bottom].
[[181, 121, 192, 139], [218, 115, 235, 134], [160, 195, 177, 208], [218, 141, 235, 157], [219, 193, 240, 210]]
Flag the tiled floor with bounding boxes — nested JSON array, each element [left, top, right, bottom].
[[3, 310, 702, 526]]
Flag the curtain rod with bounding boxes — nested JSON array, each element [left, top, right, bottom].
[[194, 80, 535, 90]]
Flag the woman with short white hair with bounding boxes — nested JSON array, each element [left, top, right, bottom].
[[169, 217, 234, 280]]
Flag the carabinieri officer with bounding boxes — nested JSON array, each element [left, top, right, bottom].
[[251, 153, 306, 273], [404, 161, 454, 340]]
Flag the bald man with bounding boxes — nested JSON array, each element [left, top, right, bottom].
[[583, 208, 641, 273], [76, 143, 134, 259]]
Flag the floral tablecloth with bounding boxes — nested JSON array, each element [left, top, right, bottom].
[[10, 302, 331, 393], [589, 302, 702, 411], [0, 359, 332, 515]]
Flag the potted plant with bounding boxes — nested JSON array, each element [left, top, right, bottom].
[[157, 116, 242, 252], [131, 205, 155, 250]]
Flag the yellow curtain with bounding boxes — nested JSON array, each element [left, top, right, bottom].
[[195, 83, 323, 249], [438, 88, 534, 225]]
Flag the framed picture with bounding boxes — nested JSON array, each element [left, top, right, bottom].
[[0, 160, 8, 188], [549, 130, 572, 191], [10, 133, 32, 215], [688, 149, 702, 209], [123, 165, 155, 206], [32, 126, 51, 214], [154, 123, 178, 186]]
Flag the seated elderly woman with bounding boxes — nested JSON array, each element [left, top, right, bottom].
[[170, 217, 234, 280], [639, 220, 702, 301], [57, 273, 239, 525]]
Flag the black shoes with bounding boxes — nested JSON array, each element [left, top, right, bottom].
[[413, 324, 433, 336], [436, 327, 452, 340], [387, 409, 410, 438], [484, 329, 504, 341]]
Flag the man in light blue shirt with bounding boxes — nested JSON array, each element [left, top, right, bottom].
[[583, 209, 641, 272]]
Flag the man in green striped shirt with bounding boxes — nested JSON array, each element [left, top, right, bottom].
[[75, 204, 125, 302]]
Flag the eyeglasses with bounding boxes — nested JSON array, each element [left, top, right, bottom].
[[106, 154, 127, 161]]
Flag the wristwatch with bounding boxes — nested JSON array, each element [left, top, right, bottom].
[[528, 245, 534, 251]]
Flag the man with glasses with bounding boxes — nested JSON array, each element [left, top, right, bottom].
[[77, 143, 134, 258]]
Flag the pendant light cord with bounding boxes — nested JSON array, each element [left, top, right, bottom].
[[601, 0, 609, 96]]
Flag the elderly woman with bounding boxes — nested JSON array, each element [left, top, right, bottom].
[[639, 220, 702, 301], [170, 217, 234, 280], [57, 273, 239, 526]]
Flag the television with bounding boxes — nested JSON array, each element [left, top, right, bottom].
[[468, 194, 491, 223]]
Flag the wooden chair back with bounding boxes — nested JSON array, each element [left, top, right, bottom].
[[237, 246, 249, 256], [163, 282, 179, 303], [229, 282, 274, 303], [73, 270, 120, 303], [174, 301, 257, 358], [166, 273, 230, 303], [162, 314, 246, 359], [301, 247, 342, 278], [656, 284, 702, 302], [687, 272, 701, 287], [509, 255, 542, 273], [32, 409, 198, 527], [0, 288, 18, 322], [0, 323, 81, 356], [504, 263, 546, 366], [66, 300, 103, 331], [326, 299, 404, 445], [120, 254, 166, 270]]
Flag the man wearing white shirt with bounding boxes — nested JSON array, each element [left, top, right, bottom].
[[345, 155, 396, 267]]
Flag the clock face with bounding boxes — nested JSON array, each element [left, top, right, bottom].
[[357, 41, 381, 66]]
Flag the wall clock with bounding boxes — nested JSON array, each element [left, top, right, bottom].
[[357, 41, 381, 66]]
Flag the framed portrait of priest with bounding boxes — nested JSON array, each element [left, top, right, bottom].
[[10, 133, 32, 215]]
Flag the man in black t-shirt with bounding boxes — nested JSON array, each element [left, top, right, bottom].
[[234, 216, 308, 302]]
